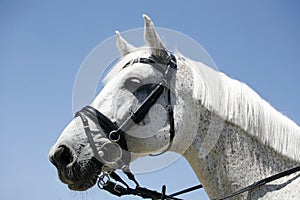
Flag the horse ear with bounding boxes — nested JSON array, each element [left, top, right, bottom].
[[143, 14, 170, 63], [116, 31, 136, 56]]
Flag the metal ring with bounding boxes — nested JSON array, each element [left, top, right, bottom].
[[98, 144, 123, 168], [102, 164, 113, 173], [109, 130, 121, 142]]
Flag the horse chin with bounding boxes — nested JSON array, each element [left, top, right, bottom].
[[67, 175, 98, 191], [59, 157, 103, 191]]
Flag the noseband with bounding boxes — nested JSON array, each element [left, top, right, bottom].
[[75, 53, 177, 171]]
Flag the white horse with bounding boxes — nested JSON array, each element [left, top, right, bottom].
[[49, 15, 300, 199]]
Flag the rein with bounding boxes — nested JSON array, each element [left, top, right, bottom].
[[75, 53, 300, 199], [96, 165, 300, 200]]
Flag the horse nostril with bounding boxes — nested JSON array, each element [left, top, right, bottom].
[[50, 145, 74, 168]]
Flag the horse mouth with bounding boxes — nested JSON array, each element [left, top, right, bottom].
[[57, 157, 103, 191], [67, 174, 99, 191]]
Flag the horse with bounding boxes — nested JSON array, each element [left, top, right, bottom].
[[49, 15, 300, 199]]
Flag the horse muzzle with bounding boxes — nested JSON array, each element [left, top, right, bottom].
[[49, 144, 103, 191], [49, 145, 77, 184]]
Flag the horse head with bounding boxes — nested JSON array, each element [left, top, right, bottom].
[[48, 15, 186, 191]]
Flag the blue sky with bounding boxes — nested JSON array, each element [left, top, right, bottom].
[[1, 1, 299, 200]]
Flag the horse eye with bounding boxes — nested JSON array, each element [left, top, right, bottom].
[[132, 83, 158, 102], [124, 77, 142, 92]]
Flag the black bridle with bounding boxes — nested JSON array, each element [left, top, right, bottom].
[[75, 53, 177, 170], [74, 53, 300, 200]]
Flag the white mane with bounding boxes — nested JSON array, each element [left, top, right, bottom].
[[183, 53, 300, 162]]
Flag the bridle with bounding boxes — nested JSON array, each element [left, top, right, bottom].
[[74, 53, 179, 197], [74, 52, 300, 200], [75, 53, 177, 170]]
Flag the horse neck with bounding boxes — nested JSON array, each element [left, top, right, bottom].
[[171, 56, 300, 198], [181, 104, 299, 199]]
